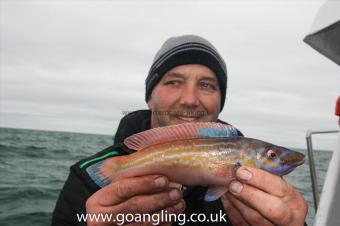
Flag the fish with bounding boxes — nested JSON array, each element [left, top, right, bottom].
[[86, 122, 305, 201]]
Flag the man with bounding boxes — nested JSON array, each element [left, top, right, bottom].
[[52, 35, 308, 226]]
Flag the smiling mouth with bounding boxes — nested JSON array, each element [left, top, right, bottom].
[[176, 116, 200, 122]]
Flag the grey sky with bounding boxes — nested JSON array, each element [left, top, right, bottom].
[[0, 0, 339, 150]]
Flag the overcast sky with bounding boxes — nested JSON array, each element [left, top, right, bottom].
[[0, 0, 339, 150]]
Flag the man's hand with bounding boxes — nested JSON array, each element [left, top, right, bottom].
[[221, 167, 307, 226], [86, 175, 185, 226]]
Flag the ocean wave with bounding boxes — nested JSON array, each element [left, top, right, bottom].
[[26, 145, 46, 150], [0, 186, 60, 202], [1, 211, 51, 226], [0, 144, 8, 149]]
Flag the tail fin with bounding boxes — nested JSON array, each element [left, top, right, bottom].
[[86, 158, 120, 187]]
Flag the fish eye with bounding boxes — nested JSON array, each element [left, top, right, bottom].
[[267, 149, 277, 158]]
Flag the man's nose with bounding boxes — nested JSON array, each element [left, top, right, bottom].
[[179, 85, 199, 107]]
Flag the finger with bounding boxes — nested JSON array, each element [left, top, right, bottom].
[[115, 188, 183, 214], [229, 180, 292, 225], [169, 182, 182, 190], [98, 175, 169, 206], [227, 193, 274, 226], [221, 194, 249, 226], [165, 199, 186, 214], [235, 167, 291, 197]]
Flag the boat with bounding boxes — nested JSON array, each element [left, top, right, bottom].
[[303, 1, 340, 225]]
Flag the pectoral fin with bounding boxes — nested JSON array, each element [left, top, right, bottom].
[[204, 186, 228, 202]]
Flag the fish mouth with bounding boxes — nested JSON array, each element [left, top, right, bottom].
[[295, 157, 305, 166], [291, 153, 306, 167], [277, 157, 305, 176], [286, 151, 305, 167]]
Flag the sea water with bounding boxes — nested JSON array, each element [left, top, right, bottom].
[[0, 127, 333, 226]]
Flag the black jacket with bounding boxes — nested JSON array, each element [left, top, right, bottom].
[[52, 110, 244, 226]]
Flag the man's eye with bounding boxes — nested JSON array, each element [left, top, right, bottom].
[[200, 82, 216, 90], [164, 80, 182, 86]]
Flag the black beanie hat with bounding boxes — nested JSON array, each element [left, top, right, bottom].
[[145, 34, 228, 111]]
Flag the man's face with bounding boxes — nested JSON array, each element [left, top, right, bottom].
[[147, 64, 221, 128]]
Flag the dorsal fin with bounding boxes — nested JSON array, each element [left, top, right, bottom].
[[124, 122, 239, 151]]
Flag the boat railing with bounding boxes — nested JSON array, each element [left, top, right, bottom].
[[306, 129, 339, 211]]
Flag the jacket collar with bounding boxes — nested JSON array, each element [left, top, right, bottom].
[[114, 110, 151, 147]]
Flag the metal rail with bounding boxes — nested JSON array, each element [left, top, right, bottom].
[[306, 129, 339, 212]]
